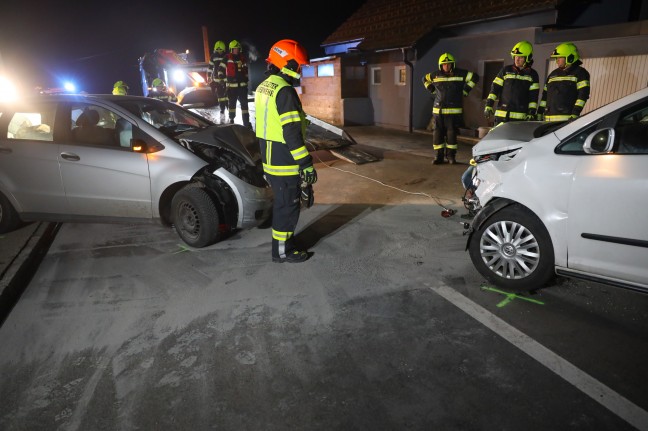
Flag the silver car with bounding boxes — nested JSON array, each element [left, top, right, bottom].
[[0, 94, 272, 248]]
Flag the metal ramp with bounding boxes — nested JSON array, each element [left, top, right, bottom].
[[305, 115, 380, 165]]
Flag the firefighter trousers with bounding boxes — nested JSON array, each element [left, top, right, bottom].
[[227, 85, 250, 127], [266, 175, 301, 259]]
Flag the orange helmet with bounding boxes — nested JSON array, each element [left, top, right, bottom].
[[266, 39, 309, 79]]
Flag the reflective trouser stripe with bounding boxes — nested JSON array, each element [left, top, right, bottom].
[[546, 115, 571, 122]]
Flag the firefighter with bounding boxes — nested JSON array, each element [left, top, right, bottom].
[[254, 39, 317, 263], [484, 41, 540, 125], [422, 53, 479, 164], [208, 40, 228, 122], [149, 78, 177, 103], [112, 81, 129, 95], [224, 40, 251, 128], [537, 42, 590, 122]]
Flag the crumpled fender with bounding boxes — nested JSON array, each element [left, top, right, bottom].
[[464, 198, 516, 251]]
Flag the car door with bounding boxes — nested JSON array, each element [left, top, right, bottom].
[[0, 102, 68, 214], [566, 100, 648, 285], [58, 102, 153, 218]]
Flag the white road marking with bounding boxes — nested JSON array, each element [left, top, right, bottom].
[[431, 284, 648, 431]]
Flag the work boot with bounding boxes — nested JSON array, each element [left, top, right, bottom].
[[229, 117, 235, 124], [432, 149, 445, 165], [447, 149, 457, 165], [272, 250, 310, 263], [219, 112, 226, 123]]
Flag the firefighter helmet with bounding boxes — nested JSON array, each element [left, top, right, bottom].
[[511, 41, 533, 64], [438, 53, 455, 70], [213, 40, 226, 53], [229, 40, 242, 50], [266, 39, 309, 79], [151, 78, 166, 89], [551, 42, 580, 66], [112, 80, 128, 95]]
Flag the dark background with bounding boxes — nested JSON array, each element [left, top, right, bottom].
[[0, 0, 366, 95]]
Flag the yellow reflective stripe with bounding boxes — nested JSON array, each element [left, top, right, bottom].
[[433, 144, 445, 150], [528, 102, 538, 109], [279, 111, 301, 126], [466, 81, 476, 88], [509, 112, 528, 119], [433, 107, 463, 114], [265, 141, 272, 163], [576, 80, 589, 89], [548, 76, 577, 83], [263, 163, 300, 176], [539, 100, 546, 108], [487, 93, 498, 101], [272, 229, 294, 241], [546, 114, 571, 122], [290, 145, 309, 160], [503, 73, 533, 82], [575, 99, 586, 107], [494, 110, 508, 118], [529, 83, 540, 90], [493, 77, 504, 86], [433, 76, 464, 82], [446, 143, 458, 150]]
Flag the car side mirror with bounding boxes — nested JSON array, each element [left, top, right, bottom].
[[583, 128, 615, 154], [131, 138, 164, 153]]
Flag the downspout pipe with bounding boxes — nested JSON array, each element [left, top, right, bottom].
[[402, 47, 415, 133]]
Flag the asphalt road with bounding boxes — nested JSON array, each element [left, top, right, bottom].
[[0, 128, 647, 430]]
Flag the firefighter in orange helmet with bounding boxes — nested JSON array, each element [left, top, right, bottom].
[[254, 39, 316, 263]]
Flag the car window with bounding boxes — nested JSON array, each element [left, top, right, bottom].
[[556, 123, 599, 154], [114, 99, 211, 137], [614, 100, 648, 154], [6, 104, 56, 141], [70, 103, 128, 147]]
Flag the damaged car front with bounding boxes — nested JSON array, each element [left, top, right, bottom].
[[116, 96, 273, 248]]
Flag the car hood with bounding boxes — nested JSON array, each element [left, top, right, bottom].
[[179, 124, 261, 166], [473, 121, 547, 156]]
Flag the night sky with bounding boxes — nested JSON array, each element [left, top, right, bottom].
[[0, 0, 366, 95]]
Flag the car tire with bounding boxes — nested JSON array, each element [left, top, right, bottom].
[[0, 192, 21, 234], [171, 186, 220, 248], [468, 204, 555, 291]]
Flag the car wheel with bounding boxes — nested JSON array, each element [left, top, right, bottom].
[[468, 205, 555, 291], [171, 186, 220, 248], [0, 192, 21, 234]]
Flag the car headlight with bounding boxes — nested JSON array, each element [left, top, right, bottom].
[[474, 147, 521, 164]]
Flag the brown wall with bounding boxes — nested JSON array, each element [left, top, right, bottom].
[[300, 58, 343, 125]]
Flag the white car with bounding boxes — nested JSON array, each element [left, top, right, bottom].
[[466, 86, 648, 293]]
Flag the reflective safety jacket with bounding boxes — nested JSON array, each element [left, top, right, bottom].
[[224, 52, 249, 89], [538, 60, 590, 122], [148, 90, 177, 103], [208, 52, 226, 84], [486, 64, 540, 120], [422, 68, 479, 115], [255, 74, 311, 177]]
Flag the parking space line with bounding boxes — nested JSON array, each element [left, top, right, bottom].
[[431, 284, 648, 430]]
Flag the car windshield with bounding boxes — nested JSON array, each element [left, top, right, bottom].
[[114, 99, 213, 137]]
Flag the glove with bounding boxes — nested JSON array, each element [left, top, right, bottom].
[[301, 166, 317, 185], [525, 114, 534, 120], [484, 106, 494, 120]]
